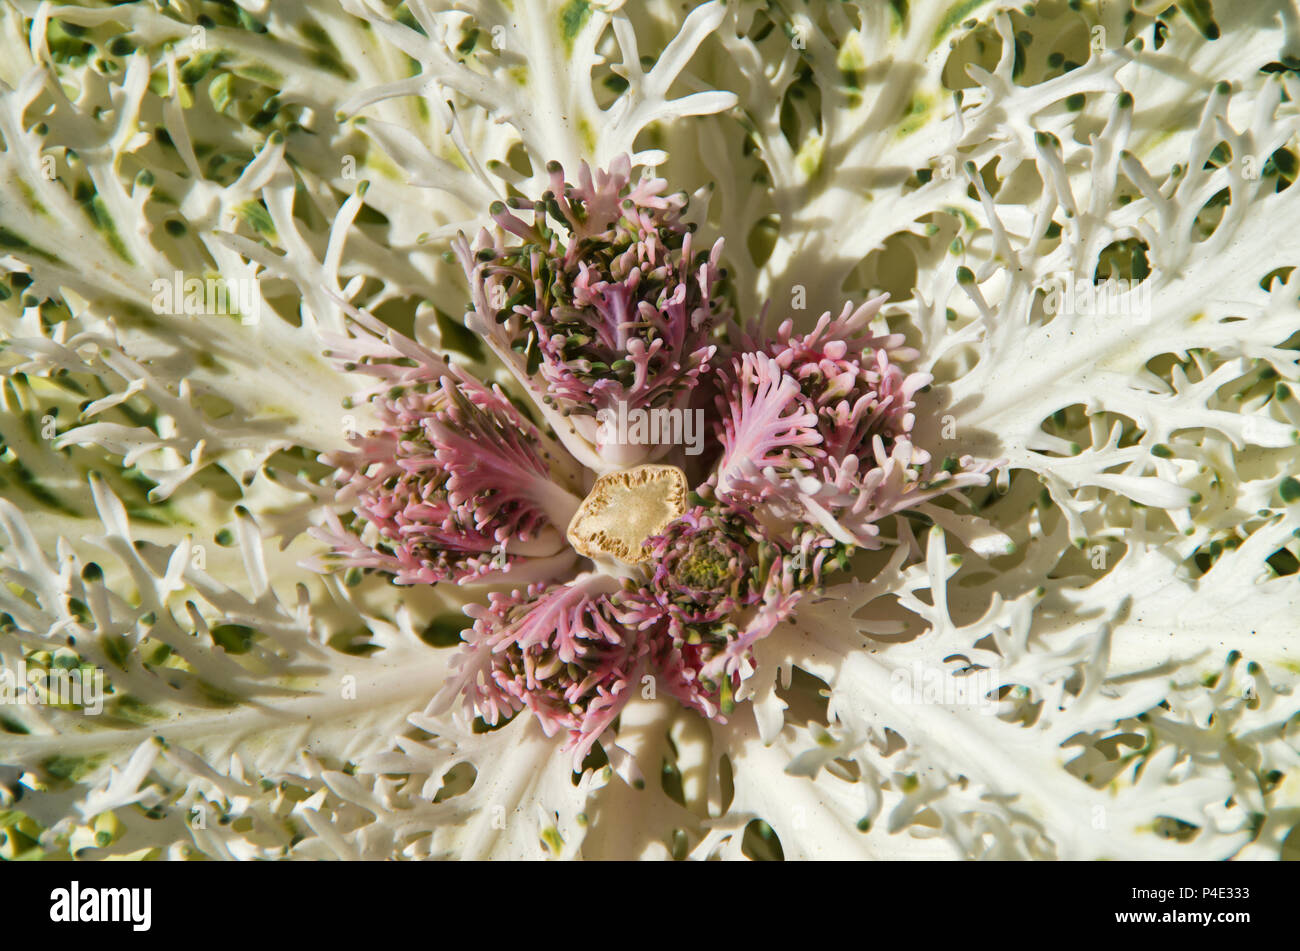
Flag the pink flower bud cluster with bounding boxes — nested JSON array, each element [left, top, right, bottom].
[[318, 159, 995, 764]]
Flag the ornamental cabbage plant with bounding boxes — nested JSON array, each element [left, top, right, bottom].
[[0, 0, 1298, 862]]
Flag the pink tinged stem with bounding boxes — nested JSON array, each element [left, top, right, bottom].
[[715, 352, 822, 500]]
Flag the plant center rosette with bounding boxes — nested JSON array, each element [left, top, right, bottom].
[[314, 156, 995, 765]]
